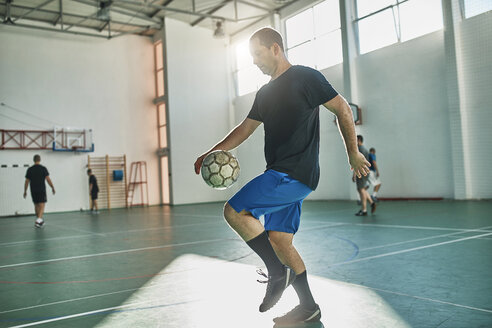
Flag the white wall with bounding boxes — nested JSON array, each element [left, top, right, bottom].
[[165, 18, 239, 205], [454, 12, 492, 199], [0, 26, 159, 216], [353, 30, 453, 198]]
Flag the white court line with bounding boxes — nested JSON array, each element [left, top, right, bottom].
[[350, 282, 492, 313], [0, 238, 231, 269], [8, 298, 196, 328], [354, 222, 492, 232], [0, 287, 141, 314], [360, 226, 492, 251], [300, 222, 350, 232], [0, 221, 222, 248], [333, 232, 492, 266], [47, 223, 107, 237], [340, 280, 492, 314], [0, 234, 93, 247], [5, 267, 491, 328], [306, 219, 492, 233]]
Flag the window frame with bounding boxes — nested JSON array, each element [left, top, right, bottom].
[[354, 0, 443, 55], [284, 0, 343, 70]]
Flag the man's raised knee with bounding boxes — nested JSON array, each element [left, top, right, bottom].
[[223, 202, 238, 223]]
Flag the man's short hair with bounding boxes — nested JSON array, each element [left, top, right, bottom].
[[357, 135, 364, 143], [369, 148, 375, 152], [87, 169, 92, 174], [250, 27, 284, 51], [33, 154, 41, 162]]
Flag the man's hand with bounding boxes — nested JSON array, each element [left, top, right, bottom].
[[52, 188, 56, 195], [23, 192, 27, 199], [349, 152, 371, 178], [194, 152, 210, 175]]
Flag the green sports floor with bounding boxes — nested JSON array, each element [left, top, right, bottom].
[[0, 200, 491, 328]]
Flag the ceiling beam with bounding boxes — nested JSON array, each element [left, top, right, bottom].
[[13, 0, 55, 22], [2, 21, 109, 39], [0, 3, 160, 31], [190, 0, 231, 27], [236, 0, 271, 12], [113, 0, 237, 22], [71, 0, 161, 25], [149, 0, 173, 18]]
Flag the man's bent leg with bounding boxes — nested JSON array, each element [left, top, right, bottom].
[[223, 202, 264, 241], [224, 203, 294, 312], [224, 202, 285, 276]]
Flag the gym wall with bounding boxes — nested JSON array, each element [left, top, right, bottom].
[[0, 27, 159, 216]]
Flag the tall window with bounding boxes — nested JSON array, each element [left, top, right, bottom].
[[463, 0, 492, 18], [285, 0, 342, 70], [154, 41, 170, 204], [356, 0, 443, 54], [234, 39, 270, 96]]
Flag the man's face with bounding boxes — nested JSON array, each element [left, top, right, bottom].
[[249, 37, 276, 76]]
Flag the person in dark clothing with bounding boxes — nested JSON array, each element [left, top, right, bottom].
[[194, 27, 370, 324], [353, 135, 376, 216], [368, 147, 382, 202], [87, 169, 99, 214], [24, 154, 55, 228]]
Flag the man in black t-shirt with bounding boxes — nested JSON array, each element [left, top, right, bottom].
[[24, 154, 56, 228], [194, 28, 370, 324], [87, 169, 99, 214]]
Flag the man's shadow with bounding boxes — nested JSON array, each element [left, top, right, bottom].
[[273, 321, 324, 328]]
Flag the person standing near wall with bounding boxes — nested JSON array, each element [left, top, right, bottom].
[[23, 154, 55, 227], [368, 147, 382, 202], [195, 27, 370, 324], [353, 135, 376, 216], [87, 169, 99, 214]]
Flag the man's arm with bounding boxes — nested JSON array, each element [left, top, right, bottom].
[[23, 179, 29, 198], [46, 176, 56, 195], [323, 95, 370, 178], [194, 117, 261, 174]]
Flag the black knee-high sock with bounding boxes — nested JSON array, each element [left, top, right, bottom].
[[246, 231, 284, 276], [292, 270, 316, 307]]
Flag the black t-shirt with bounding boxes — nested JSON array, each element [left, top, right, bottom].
[[25, 164, 49, 192], [89, 175, 99, 193], [247, 65, 338, 190]]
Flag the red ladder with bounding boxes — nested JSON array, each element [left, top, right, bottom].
[[127, 161, 149, 207]]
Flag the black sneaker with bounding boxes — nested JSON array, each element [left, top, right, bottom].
[[371, 202, 377, 214], [257, 266, 296, 312], [355, 210, 367, 216], [273, 303, 321, 324]]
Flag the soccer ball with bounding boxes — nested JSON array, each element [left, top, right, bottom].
[[201, 150, 240, 190]]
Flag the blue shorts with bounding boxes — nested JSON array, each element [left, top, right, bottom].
[[228, 169, 312, 234]]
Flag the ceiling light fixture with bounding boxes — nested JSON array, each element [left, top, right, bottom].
[[213, 20, 225, 38], [96, 0, 112, 21]]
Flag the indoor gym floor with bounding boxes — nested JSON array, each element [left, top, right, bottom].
[[0, 200, 491, 328]]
